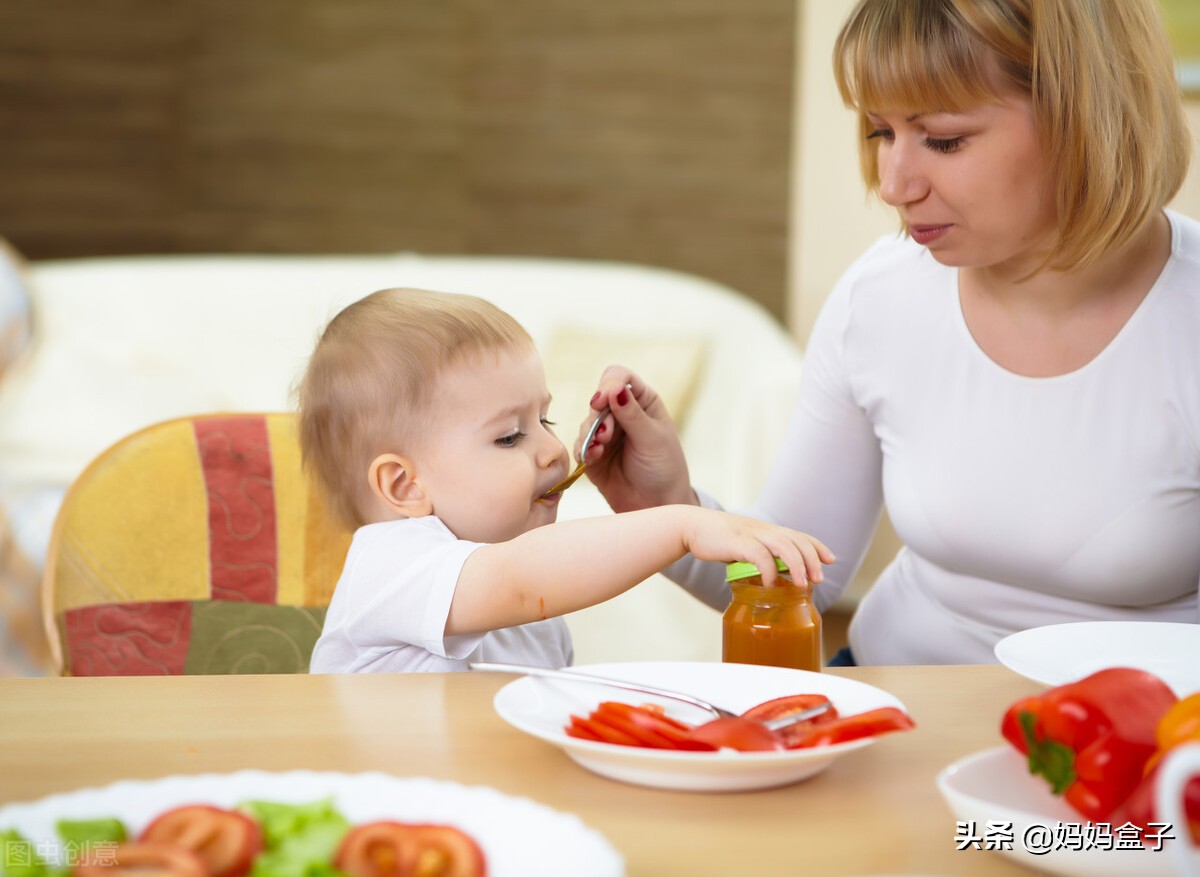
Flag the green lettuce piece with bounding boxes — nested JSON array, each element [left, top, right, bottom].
[[238, 799, 350, 877], [0, 828, 67, 877], [55, 819, 127, 848]]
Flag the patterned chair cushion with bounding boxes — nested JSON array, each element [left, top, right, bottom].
[[45, 413, 353, 676]]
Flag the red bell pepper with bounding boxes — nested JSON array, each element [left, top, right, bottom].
[[1000, 667, 1178, 821]]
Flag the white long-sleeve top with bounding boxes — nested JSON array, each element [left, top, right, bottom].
[[669, 210, 1200, 664]]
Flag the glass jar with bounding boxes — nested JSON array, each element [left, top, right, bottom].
[[722, 558, 822, 672]]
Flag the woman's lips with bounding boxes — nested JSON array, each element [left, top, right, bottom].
[[909, 224, 951, 246]]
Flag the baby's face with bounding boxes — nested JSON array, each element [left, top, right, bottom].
[[412, 348, 570, 543]]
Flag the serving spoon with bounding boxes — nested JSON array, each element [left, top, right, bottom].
[[469, 661, 831, 731], [542, 406, 609, 497]]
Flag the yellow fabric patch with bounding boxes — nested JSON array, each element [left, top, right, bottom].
[[53, 419, 210, 613], [267, 413, 350, 608], [269, 413, 305, 607]]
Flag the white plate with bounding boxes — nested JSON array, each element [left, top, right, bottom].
[[0, 770, 624, 877], [994, 622, 1200, 695], [938, 747, 1197, 877], [493, 660, 907, 792]]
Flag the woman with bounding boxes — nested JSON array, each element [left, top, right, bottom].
[[578, 0, 1199, 664]]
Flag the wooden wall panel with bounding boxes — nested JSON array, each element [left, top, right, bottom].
[[179, 0, 468, 253], [0, 1, 189, 256], [0, 1, 793, 318], [464, 1, 794, 317]]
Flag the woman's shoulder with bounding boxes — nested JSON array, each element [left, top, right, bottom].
[[1167, 209, 1200, 270], [836, 232, 950, 299], [824, 232, 951, 326]]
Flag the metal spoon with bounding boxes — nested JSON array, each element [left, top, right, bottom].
[[469, 661, 831, 730], [542, 406, 609, 497]]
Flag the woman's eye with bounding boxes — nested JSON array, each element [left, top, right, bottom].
[[495, 432, 525, 448], [925, 136, 965, 154], [866, 128, 893, 143], [540, 418, 557, 429]]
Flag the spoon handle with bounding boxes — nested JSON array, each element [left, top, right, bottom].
[[469, 661, 727, 720]]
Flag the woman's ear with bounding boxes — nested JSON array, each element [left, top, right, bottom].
[[368, 453, 432, 519]]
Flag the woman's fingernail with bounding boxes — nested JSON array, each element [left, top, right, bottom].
[[616, 388, 629, 406], [596, 423, 607, 435], [590, 391, 601, 404]]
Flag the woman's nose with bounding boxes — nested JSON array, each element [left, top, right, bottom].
[[878, 141, 927, 207]]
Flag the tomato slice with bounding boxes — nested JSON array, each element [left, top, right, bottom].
[[740, 694, 838, 724], [565, 712, 644, 747], [333, 821, 485, 877], [73, 841, 211, 877], [138, 804, 262, 877], [740, 694, 839, 748], [783, 706, 915, 749], [593, 702, 714, 751], [685, 717, 784, 752]]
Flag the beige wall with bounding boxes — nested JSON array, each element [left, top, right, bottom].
[[787, 0, 1200, 603]]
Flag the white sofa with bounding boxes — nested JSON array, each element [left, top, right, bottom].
[[0, 248, 806, 675]]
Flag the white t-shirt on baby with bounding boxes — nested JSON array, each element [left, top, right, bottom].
[[309, 516, 573, 673]]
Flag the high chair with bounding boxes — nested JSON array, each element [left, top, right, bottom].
[[41, 413, 353, 675]]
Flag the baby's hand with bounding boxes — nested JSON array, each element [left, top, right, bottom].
[[681, 507, 835, 586]]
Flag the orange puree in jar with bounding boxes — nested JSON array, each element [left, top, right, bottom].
[[722, 559, 822, 672]]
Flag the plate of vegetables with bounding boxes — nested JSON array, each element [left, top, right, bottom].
[[937, 668, 1200, 877], [0, 770, 624, 877], [492, 661, 914, 792]]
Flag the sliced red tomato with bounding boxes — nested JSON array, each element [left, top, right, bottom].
[[333, 821, 485, 877], [740, 693, 839, 748], [564, 714, 605, 743], [565, 702, 716, 751], [73, 841, 211, 877], [565, 713, 644, 747], [740, 694, 838, 724], [783, 706, 915, 749], [137, 804, 262, 877], [685, 717, 784, 752], [593, 702, 714, 751]]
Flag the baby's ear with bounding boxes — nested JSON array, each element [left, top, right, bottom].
[[368, 453, 432, 519]]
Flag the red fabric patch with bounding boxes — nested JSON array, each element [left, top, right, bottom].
[[64, 601, 191, 676], [194, 417, 278, 603]]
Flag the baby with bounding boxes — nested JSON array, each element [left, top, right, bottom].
[[299, 287, 833, 672]]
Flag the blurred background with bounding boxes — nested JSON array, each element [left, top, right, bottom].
[[2, 1, 1199, 670]]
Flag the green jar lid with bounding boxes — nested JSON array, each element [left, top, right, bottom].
[[725, 558, 790, 582]]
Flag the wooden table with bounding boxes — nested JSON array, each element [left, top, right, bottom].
[[0, 666, 1046, 876]]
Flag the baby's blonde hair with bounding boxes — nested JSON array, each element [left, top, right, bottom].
[[834, 0, 1191, 273], [297, 287, 534, 528]]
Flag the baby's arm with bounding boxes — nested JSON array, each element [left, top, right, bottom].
[[445, 505, 834, 636]]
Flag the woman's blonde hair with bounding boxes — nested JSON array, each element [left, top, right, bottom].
[[297, 287, 534, 528], [834, 0, 1191, 272]]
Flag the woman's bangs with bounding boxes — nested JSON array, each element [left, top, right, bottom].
[[838, 9, 999, 113]]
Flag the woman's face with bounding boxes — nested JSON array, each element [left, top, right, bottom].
[[865, 90, 1058, 275]]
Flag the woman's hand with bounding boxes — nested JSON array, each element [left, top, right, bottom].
[[578, 367, 697, 512]]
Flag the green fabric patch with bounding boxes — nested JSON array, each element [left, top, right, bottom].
[[184, 602, 326, 674]]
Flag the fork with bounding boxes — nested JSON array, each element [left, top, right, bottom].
[[542, 406, 609, 497], [469, 661, 831, 730]]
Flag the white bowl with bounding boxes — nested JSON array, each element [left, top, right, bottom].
[[994, 621, 1200, 695], [493, 660, 907, 792], [938, 747, 1194, 877]]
